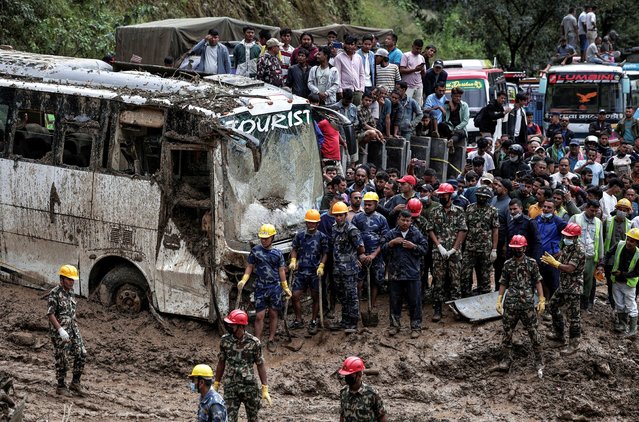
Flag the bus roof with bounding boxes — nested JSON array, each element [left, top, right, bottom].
[[547, 63, 624, 73], [445, 68, 488, 80], [0, 49, 307, 116], [442, 59, 492, 69]]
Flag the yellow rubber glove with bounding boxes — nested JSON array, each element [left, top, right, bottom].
[[261, 384, 272, 405], [536, 296, 546, 315], [213, 381, 220, 392], [238, 274, 250, 289], [496, 294, 504, 315], [540, 252, 560, 269], [288, 258, 297, 272], [281, 280, 292, 298], [316, 263, 325, 277]]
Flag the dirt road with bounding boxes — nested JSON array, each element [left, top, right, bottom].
[[1, 280, 638, 421]]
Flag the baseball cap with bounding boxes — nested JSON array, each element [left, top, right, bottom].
[[374, 48, 389, 58], [332, 42, 343, 49], [266, 38, 283, 48], [446, 178, 459, 187], [480, 173, 494, 184], [433, 59, 444, 68], [529, 135, 542, 143], [420, 184, 434, 192], [569, 139, 580, 146], [599, 109, 606, 114], [535, 146, 545, 152], [397, 175, 417, 186]]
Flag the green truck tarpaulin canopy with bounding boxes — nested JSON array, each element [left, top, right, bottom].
[[292, 24, 394, 47], [115, 17, 280, 66]]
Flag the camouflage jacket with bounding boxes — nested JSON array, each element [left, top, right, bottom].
[[465, 203, 499, 252], [331, 221, 364, 276], [198, 388, 228, 422], [381, 224, 429, 281], [340, 383, 386, 422], [256, 52, 283, 87], [557, 242, 586, 295], [218, 332, 264, 384], [425, 204, 468, 249], [351, 211, 390, 254], [47, 285, 78, 336], [500, 256, 543, 309], [247, 245, 285, 286], [292, 229, 329, 275]]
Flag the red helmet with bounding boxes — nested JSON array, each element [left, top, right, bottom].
[[561, 223, 582, 237], [509, 235, 528, 248], [338, 356, 365, 375], [406, 198, 423, 217], [224, 309, 249, 325], [435, 183, 455, 194]]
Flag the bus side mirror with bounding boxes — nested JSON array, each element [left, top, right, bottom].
[[539, 77, 547, 95], [623, 77, 630, 95]]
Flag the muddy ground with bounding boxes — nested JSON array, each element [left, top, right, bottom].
[[1, 279, 638, 422]]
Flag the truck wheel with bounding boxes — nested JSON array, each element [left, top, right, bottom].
[[100, 266, 148, 313]]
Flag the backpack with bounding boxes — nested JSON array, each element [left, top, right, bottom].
[[473, 106, 486, 128]]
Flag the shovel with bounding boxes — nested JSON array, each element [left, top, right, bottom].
[[282, 272, 293, 342], [361, 264, 379, 327]]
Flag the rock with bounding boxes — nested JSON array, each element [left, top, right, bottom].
[[594, 362, 612, 377]]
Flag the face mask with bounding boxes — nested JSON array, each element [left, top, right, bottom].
[[422, 196, 430, 203], [617, 211, 627, 219], [513, 249, 524, 257], [564, 238, 574, 246], [510, 156, 519, 162], [542, 212, 553, 219], [190, 382, 197, 393], [344, 375, 357, 386], [511, 212, 522, 220], [618, 152, 626, 157]]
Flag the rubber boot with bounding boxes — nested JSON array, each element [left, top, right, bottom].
[[546, 329, 565, 343], [626, 316, 638, 338], [56, 380, 72, 397], [615, 313, 628, 333], [432, 302, 442, 322], [560, 337, 580, 356]]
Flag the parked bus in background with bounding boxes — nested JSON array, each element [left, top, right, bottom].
[[623, 63, 639, 118], [539, 64, 630, 140], [0, 50, 342, 322]]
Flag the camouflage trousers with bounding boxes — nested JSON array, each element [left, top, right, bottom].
[[549, 292, 581, 338], [224, 380, 261, 422], [335, 274, 360, 327], [431, 252, 462, 302], [502, 305, 542, 365], [51, 331, 86, 384], [461, 249, 493, 297]]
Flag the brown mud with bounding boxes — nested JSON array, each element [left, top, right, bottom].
[[1, 281, 638, 421]]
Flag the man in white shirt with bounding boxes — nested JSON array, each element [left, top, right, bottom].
[[575, 147, 605, 186], [578, 6, 590, 61], [550, 158, 578, 188], [467, 137, 496, 173], [600, 179, 624, 220], [586, 6, 598, 45], [357, 34, 376, 95], [399, 39, 426, 103]]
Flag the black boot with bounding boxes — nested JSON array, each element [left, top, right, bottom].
[[432, 302, 442, 322]]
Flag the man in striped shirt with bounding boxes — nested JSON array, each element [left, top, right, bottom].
[[279, 28, 295, 80], [374, 49, 401, 93]]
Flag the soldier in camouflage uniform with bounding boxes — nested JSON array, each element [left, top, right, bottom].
[[189, 364, 228, 422], [426, 183, 467, 321], [338, 356, 387, 422], [494, 235, 546, 374], [215, 309, 271, 422], [47, 264, 87, 396], [330, 201, 366, 332], [352, 192, 390, 309], [462, 186, 499, 296], [541, 223, 586, 355], [256, 38, 283, 87], [382, 206, 429, 338], [237, 224, 291, 352]]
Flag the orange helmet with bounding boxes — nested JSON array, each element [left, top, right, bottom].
[[304, 209, 321, 222], [435, 183, 455, 194], [406, 198, 423, 217], [338, 356, 365, 375], [509, 235, 528, 248], [331, 201, 349, 215], [224, 309, 249, 325], [561, 223, 582, 237]]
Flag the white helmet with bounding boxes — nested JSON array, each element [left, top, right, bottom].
[[585, 135, 598, 144]]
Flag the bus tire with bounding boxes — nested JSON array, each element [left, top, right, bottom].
[[100, 266, 148, 313]]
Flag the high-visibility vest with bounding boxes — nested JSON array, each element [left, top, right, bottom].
[[611, 241, 639, 288], [604, 217, 630, 253], [575, 213, 601, 262]]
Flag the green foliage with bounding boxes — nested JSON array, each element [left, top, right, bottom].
[[353, 0, 423, 51]]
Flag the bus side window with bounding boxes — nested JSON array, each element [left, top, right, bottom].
[[112, 109, 163, 176], [62, 127, 92, 168], [13, 109, 55, 161], [0, 103, 8, 155]]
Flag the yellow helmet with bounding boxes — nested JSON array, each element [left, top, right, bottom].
[[59, 264, 79, 281], [362, 192, 380, 202], [626, 228, 639, 241], [189, 364, 214, 379], [304, 209, 321, 222], [258, 224, 277, 238], [616, 198, 632, 210], [331, 201, 349, 215]]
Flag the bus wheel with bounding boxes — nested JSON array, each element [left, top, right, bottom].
[[101, 266, 148, 313], [115, 283, 143, 313]]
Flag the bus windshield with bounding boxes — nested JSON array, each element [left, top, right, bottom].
[[545, 83, 623, 115], [446, 79, 487, 108], [220, 106, 323, 245]]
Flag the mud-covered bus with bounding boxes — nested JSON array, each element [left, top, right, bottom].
[[0, 50, 341, 322], [539, 64, 630, 139]]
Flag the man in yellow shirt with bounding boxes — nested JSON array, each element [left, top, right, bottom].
[[528, 187, 553, 219]]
